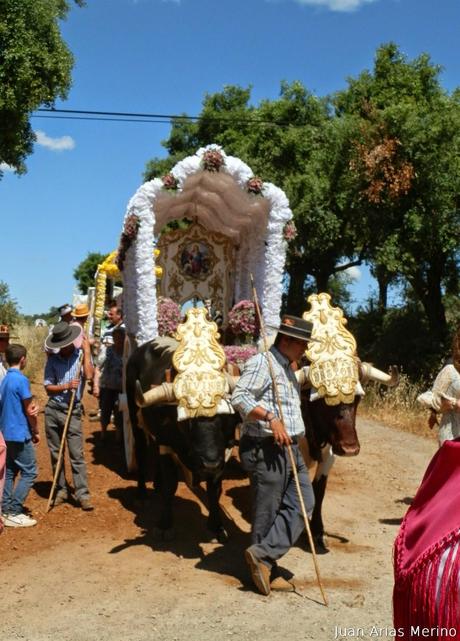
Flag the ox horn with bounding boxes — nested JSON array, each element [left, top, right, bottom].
[[135, 380, 176, 407], [295, 368, 311, 387], [360, 363, 399, 387]]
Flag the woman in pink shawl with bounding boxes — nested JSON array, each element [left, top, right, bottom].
[[393, 438, 460, 637]]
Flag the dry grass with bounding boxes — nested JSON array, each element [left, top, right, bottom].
[[14, 323, 48, 385], [360, 375, 437, 441]]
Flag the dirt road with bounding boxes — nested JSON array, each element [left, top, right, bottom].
[[0, 394, 437, 641]]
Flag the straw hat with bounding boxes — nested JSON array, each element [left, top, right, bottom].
[[72, 303, 90, 318]]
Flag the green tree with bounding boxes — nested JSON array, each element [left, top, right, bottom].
[[144, 83, 363, 313], [0, 0, 84, 176], [335, 43, 460, 347], [144, 86, 254, 181], [241, 85, 363, 312], [74, 252, 105, 295], [0, 280, 20, 327]]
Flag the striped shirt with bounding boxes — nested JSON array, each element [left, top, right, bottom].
[[44, 348, 85, 405], [231, 345, 306, 438]]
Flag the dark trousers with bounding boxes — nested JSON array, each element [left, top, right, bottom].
[[239, 434, 315, 568], [44, 401, 90, 501], [99, 387, 122, 433]]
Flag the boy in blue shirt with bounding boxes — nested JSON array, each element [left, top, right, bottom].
[[0, 344, 40, 527]]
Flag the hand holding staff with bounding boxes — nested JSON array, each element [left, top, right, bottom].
[[250, 274, 328, 606]]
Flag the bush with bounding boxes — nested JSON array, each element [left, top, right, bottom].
[[349, 303, 444, 382]]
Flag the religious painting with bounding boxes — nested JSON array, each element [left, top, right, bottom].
[[179, 241, 211, 280], [157, 221, 235, 325]]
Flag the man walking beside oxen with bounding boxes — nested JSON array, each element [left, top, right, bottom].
[[231, 315, 316, 596], [43, 321, 94, 510]]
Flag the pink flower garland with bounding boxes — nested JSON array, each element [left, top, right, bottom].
[[228, 300, 258, 338], [283, 220, 297, 242], [247, 176, 263, 195], [162, 173, 178, 190], [224, 345, 257, 367], [157, 296, 181, 337], [116, 212, 140, 270], [201, 149, 224, 172]]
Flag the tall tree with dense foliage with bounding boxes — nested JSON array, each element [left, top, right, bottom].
[[240, 83, 363, 312], [74, 252, 105, 295], [0, 0, 83, 176], [335, 43, 460, 347], [144, 83, 363, 313]]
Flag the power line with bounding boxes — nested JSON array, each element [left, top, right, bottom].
[[33, 114, 174, 125], [33, 107, 297, 128]]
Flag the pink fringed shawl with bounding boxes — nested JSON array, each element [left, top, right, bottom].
[[393, 439, 460, 638]]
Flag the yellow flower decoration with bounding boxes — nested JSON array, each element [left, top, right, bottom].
[[98, 249, 162, 280], [94, 249, 162, 320]]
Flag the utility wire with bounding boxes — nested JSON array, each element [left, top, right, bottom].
[[33, 115, 174, 124], [33, 107, 298, 128]]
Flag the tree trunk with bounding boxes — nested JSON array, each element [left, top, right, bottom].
[[375, 267, 389, 312], [286, 265, 307, 315], [409, 263, 449, 349], [315, 272, 330, 293]]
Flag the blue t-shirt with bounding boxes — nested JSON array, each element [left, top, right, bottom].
[[0, 368, 32, 442]]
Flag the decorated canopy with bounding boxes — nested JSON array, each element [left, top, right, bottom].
[[118, 144, 294, 345]]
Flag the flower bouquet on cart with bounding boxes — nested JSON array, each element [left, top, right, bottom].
[[225, 300, 259, 369]]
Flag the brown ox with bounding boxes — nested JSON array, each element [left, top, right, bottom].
[[299, 362, 398, 553]]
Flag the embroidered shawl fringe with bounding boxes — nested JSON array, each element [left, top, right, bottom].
[[393, 529, 460, 638]]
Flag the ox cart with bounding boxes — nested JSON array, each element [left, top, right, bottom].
[[111, 144, 298, 542], [114, 144, 398, 547], [116, 145, 294, 473]]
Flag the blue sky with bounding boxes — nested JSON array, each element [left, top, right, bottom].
[[1, 0, 459, 315]]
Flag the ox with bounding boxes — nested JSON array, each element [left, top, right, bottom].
[[297, 362, 399, 553], [126, 337, 239, 543]]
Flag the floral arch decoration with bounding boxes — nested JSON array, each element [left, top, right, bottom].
[[118, 145, 296, 345]]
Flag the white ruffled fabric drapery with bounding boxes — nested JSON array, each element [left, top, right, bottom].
[[119, 145, 292, 346]]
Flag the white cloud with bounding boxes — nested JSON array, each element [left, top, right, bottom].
[[344, 265, 361, 281], [0, 162, 15, 173], [35, 130, 75, 152], [291, 0, 378, 11]]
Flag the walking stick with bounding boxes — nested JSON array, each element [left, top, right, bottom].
[[46, 350, 85, 513], [250, 275, 328, 606]]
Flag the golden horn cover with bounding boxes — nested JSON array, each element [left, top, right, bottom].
[[303, 293, 359, 406], [172, 307, 227, 419]]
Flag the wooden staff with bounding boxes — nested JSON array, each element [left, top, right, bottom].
[[250, 275, 328, 606], [46, 350, 85, 513]]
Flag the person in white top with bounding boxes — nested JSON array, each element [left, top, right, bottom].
[[431, 326, 460, 445]]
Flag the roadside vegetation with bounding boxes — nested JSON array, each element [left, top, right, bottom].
[[360, 376, 437, 441]]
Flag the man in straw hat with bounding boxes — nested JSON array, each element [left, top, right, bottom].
[[231, 315, 316, 595], [71, 303, 91, 349], [43, 321, 94, 510]]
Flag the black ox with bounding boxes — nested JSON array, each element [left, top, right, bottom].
[[126, 337, 239, 543]]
